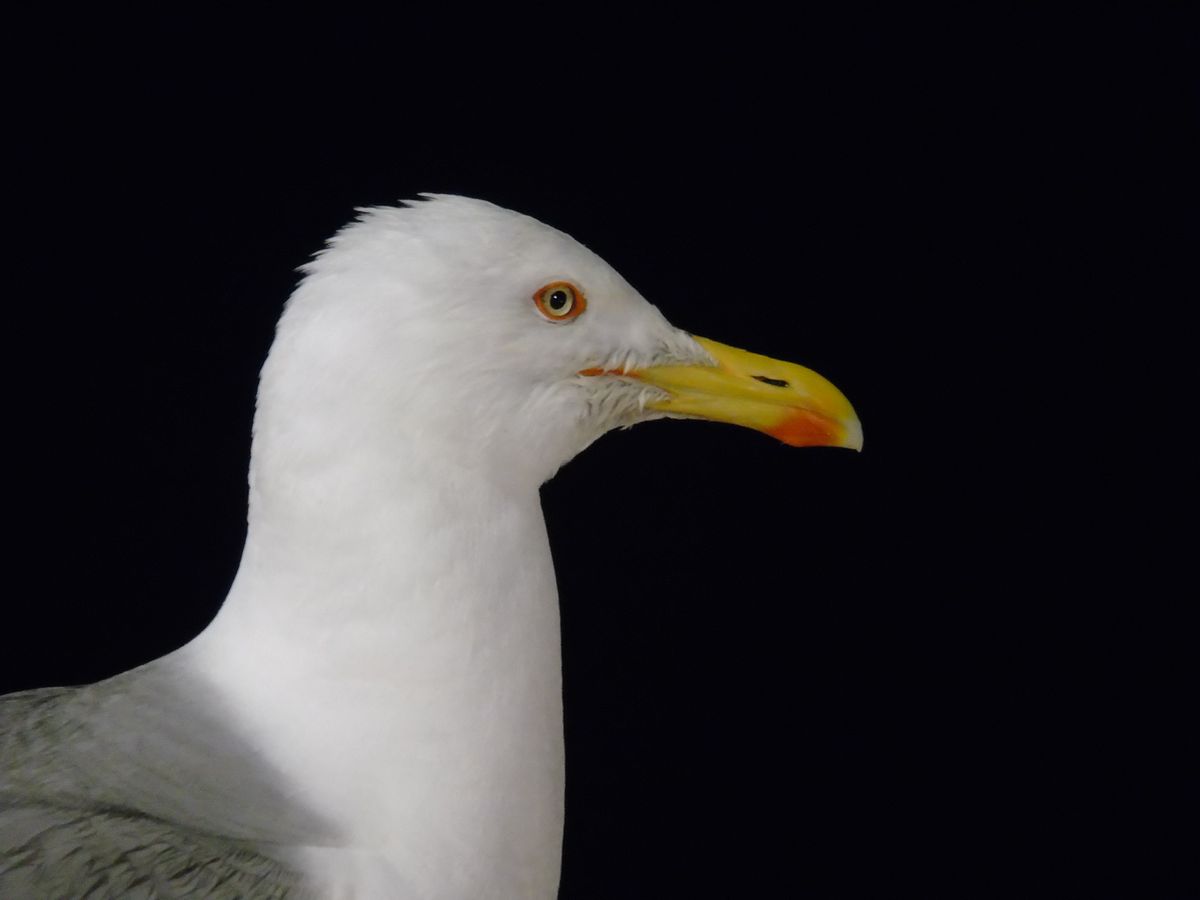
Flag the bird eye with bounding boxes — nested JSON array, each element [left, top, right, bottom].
[[533, 282, 586, 322]]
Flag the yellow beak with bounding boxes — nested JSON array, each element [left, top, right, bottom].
[[608, 336, 862, 450]]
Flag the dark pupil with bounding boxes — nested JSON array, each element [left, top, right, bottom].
[[548, 290, 569, 311]]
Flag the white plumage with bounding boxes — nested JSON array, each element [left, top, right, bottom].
[[0, 195, 859, 898]]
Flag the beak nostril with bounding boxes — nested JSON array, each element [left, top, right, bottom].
[[752, 375, 790, 388]]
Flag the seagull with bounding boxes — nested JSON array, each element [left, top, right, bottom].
[[0, 195, 861, 898]]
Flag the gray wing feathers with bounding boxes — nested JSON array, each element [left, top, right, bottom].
[[1, 672, 326, 898], [0, 803, 303, 898]]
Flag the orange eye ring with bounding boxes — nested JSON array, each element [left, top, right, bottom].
[[533, 281, 586, 322]]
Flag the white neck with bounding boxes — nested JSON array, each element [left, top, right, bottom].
[[188, 439, 566, 897]]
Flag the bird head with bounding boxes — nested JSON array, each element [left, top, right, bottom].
[[254, 194, 861, 494]]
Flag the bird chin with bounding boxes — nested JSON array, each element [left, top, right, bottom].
[[577, 376, 669, 432]]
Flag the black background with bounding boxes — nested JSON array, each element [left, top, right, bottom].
[[4, 9, 1196, 898]]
